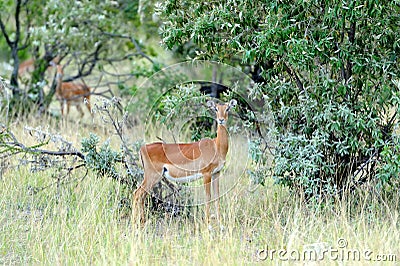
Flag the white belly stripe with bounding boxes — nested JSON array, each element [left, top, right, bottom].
[[162, 162, 225, 183], [163, 166, 203, 183]]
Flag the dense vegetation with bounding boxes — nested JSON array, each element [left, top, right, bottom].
[[1, 0, 399, 264], [159, 0, 400, 199]]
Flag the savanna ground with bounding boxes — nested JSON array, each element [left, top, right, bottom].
[[0, 112, 399, 265]]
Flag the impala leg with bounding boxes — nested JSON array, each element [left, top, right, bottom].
[[132, 171, 161, 224], [212, 173, 221, 226], [85, 97, 92, 116], [66, 102, 71, 116], [132, 185, 146, 223], [60, 101, 64, 116], [203, 173, 212, 225], [76, 104, 84, 118]]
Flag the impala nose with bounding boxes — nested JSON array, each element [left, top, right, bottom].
[[217, 119, 225, 125]]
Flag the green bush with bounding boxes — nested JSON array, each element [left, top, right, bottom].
[[158, 0, 400, 200]]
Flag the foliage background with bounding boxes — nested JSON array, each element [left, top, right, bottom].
[[158, 0, 400, 199], [0, 0, 400, 264]]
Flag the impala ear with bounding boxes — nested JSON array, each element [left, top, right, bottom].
[[226, 99, 237, 112], [207, 100, 217, 111]]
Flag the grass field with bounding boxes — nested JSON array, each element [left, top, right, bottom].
[[1, 116, 399, 265]]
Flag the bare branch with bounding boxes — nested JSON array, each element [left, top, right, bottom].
[[2, 128, 85, 160], [0, 17, 12, 47], [63, 45, 103, 82], [96, 30, 155, 65], [283, 62, 304, 91], [345, 22, 356, 82], [96, 99, 138, 167], [14, 0, 21, 47]]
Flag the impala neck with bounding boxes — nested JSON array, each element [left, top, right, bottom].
[[215, 124, 229, 158], [55, 72, 62, 95]]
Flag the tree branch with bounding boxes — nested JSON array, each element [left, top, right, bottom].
[[345, 21, 356, 82], [283, 62, 304, 91], [3, 130, 86, 160], [0, 17, 12, 47], [96, 30, 155, 65], [14, 0, 21, 47], [17, 3, 32, 51], [63, 45, 103, 82]]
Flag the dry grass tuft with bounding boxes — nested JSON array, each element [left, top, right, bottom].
[[0, 117, 399, 265]]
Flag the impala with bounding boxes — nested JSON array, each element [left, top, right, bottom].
[[55, 64, 92, 117], [133, 99, 237, 225], [18, 58, 35, 76], [18, 57, 60, 76]]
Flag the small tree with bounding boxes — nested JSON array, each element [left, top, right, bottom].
[[0, 0, 156, 115], [157, 0, 400, 199]]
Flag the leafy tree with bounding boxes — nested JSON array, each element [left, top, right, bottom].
[[0, 0, 156, 115], [157, 0, 400, 199]]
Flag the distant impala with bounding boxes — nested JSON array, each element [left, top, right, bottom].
[[18, 57, 60, 77], [133, 99, 237, 225], [54, 64, 92, 117]]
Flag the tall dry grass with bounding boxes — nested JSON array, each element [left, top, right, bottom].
[[0, 115, 399, 265]]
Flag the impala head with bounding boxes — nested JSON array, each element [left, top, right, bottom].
[[207, 99, 237, 125], [51, 62, 64, 79]]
